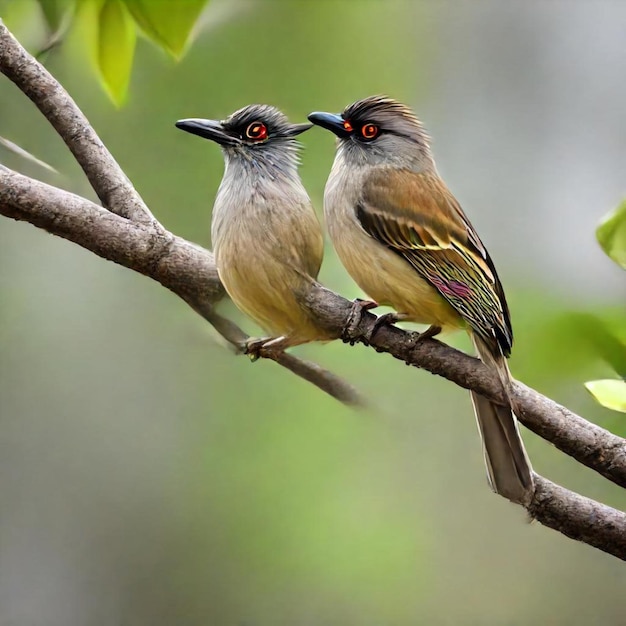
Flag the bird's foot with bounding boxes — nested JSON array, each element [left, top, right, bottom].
[[342, 298, 379, 345], [403, 325, 442, 365], [368, 312, 401, 341], [417, 324, 442, 342], [365, 311, 414, 343], [244, 336, 288, 361]]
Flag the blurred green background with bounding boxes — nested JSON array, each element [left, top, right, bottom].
[[1, 1, 625, 624]]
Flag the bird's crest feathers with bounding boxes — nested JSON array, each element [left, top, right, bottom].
[[223, 104, 292, 139], [343, 95, 431, 145]]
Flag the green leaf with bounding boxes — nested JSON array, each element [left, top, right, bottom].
[[564, 312, 626, 378], [98, 0, 136, 106], [585, 379, 626, 413], [597, 200, 626, 269], [37, 0, 76, 34], [122, 0, 208, 59]]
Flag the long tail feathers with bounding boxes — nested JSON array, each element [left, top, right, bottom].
[[470, 334, 534, 505]]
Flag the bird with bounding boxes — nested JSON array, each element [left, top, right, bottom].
[[308, 96, 533, 504], [176, 104, 332, 354]]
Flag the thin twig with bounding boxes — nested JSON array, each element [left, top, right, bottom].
[[187, 295, 365, 406]]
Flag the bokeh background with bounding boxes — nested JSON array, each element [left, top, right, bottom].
[[1, 0, 625, 624]]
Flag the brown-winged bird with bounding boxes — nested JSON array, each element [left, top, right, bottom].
[[309, 96, 533, 504]]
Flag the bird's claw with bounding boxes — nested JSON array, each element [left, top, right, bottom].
[[244, 337, 267, 361], [244, 336, 287, 361], [403, 325, 442, 365], [417, 324, 442, 342], [342, 298, 379, 345], [366, 312, 403, 343]]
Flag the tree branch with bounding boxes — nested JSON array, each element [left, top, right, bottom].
[[1, 21, 625, 560], [0, 20, 154, 225], [529, 475, 626, 560], [0, 166, 364, 407], [0, 20, 364, 408], [314, 286, 626, 490]]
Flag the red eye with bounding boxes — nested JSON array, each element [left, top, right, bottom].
[[343, 120, 353, 132], [246, 122, 268, 140], [361, 123, 379, 140]]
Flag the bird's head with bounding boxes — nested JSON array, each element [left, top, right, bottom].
[[308, 95, 434, 169], [176, 104, 311, 171]]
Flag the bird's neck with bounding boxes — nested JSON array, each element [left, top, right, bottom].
[[336, 142, 436, 174], [214, 145, 306, 224], [223, 143, 300, 184]]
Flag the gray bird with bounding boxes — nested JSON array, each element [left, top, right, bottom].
[[309, 96, 533, 504], [176, 104, 331, 353]]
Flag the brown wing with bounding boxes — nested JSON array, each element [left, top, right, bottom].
[[357, 168, 512, 355]]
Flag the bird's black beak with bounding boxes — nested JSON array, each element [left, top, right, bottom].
[[175, 118, 240, 146], [307, 112, 351, 138], [285, 122, 313, 137]]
